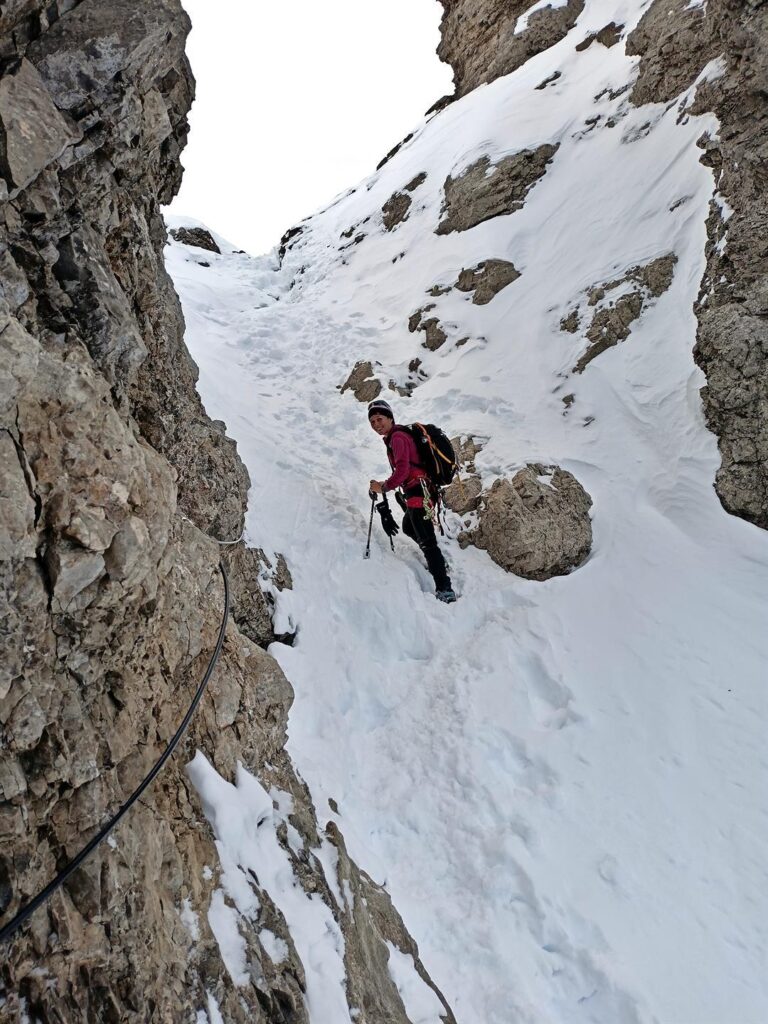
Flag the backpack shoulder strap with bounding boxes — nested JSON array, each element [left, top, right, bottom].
[[386, 424, 422, 468]]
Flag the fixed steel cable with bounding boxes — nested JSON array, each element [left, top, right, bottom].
[[0, 559, 230, 946]]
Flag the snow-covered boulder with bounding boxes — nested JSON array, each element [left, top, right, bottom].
[[461, 464, 592, 580]]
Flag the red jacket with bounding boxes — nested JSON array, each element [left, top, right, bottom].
[[382, 426, 427, 507]]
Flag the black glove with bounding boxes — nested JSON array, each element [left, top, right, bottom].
[[376, 500, 399, 538]]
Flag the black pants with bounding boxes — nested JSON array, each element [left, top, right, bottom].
[[402, 507, 452, 592]]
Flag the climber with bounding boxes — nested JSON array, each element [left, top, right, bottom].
[[367, 399, 457, 603]]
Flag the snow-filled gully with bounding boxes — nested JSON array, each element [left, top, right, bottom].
[[169, 1, 768, 1021]]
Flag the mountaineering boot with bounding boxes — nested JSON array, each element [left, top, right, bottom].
[[436, 589, 457, 604]]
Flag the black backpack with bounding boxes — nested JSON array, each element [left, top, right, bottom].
[[400, 422, 458, 488]]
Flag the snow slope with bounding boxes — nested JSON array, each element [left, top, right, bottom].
[[168, 1, 768, 1020]]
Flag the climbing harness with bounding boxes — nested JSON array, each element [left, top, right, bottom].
[[0, 560, 230, 947]]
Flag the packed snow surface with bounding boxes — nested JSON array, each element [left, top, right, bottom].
[[170, 1, 768, 1021]]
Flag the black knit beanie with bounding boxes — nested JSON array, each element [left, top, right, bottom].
[[367, 399, 394, 421]]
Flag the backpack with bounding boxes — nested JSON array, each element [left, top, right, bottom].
[[399, 422, 458, 488]]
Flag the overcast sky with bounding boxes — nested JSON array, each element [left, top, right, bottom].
[[169, 0, 454, 255]]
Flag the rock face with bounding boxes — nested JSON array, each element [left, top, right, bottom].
[[437, 146, 558, 235], [0, 2, 455, 1021], [461, 466, 593, 581], [626, 0, 768, 529], [437, 0, 585, 97]]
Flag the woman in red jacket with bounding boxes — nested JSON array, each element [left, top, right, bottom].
[[367, 399, 457, 603]]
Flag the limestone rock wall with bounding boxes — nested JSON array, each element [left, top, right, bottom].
[[0, 3, 454, 1021], [627, 0, 768, 529]]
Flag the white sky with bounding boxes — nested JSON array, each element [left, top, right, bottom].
[[169, 0, 454, 255]]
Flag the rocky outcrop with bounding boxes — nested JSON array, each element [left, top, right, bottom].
[[436, 146, 558, 235], [456, 259, 520, 304], [377, 132, 415, 171], [382, 191, 412, 232], [0, 2, 454, 1020], [574, 21, 624, 52], [327, 822, 455, 1023], [408, 304, 448, 351], [340, 360, 384, 402], [627, 0, 768, 528], [443, 436, 484, 515], [381, 173, 427, 231], [564, 254, 677, 373], [387, 358, 429, 397], [460, 465, 593, 580], [170, 226, 221, 253], [225, 545, 292, 649], [437, 0, 585, 97], [445, 474, 483, 516], [340, 358, 428, 402], [278, 224, 305, 262], [625, 0, 719, 108], [419, 260, 519, 314]]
